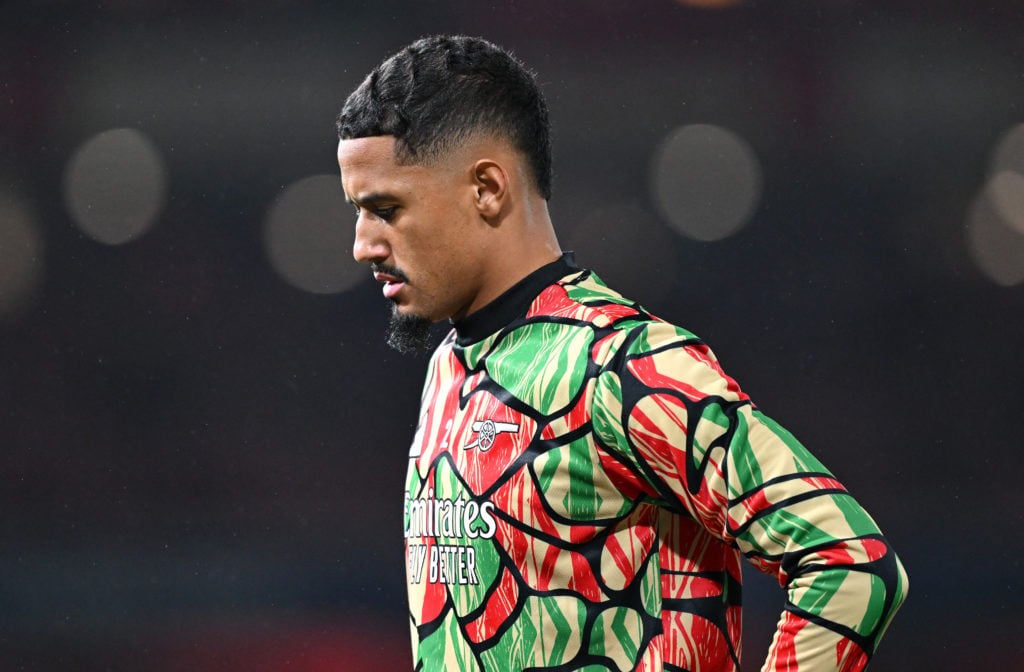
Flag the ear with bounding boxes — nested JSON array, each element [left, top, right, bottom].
[[471, 159, 509, 221]]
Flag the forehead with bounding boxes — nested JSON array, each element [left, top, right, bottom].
[[337, 135, 432, 199]]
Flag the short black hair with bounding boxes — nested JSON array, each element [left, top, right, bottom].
[[336, 35, 552, 200]]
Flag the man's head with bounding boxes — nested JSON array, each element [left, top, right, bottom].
[[337, 36, 560, 354], [336, 35, 552, 200]]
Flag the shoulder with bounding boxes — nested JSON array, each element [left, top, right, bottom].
[[550, 273, 747, 403], [528, 269, 679, 333], [550, 270, 702, 349]]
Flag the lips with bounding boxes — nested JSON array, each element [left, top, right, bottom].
[[372, 266, 407, 300], [382, 280, 405, 299]]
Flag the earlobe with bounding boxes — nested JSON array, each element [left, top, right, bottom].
[[473, 160, 508, 221]]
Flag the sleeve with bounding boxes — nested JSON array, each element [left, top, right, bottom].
[[591, 322, 908, 672]]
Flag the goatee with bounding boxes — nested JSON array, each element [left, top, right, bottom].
[[385, 304, 434, 355]]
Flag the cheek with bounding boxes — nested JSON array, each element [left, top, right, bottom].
[[401, 204, 477, 280], [418, 215, 471, 260], [400, 234, 454, 285]]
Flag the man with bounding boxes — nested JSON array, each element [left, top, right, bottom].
[[337, 35, 907, 672]]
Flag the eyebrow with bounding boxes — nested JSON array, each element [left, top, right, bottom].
[[346, 192, 398, 207]]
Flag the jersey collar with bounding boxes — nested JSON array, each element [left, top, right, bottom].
[[453, 252, 579, 346]]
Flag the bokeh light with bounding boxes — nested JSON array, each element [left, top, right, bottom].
[[967, 186, 1024, 286], [987, 170, 1024, 235], [62, 128, 168, 245], [986, 123, 1024, 235], [965, 123, 1024, 285], [0, 190, 45, 321], [649, 124, 762, 242], [263, 174, 362, 294]]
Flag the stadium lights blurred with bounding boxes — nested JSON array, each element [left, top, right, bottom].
[[62, 127, 168, 245], [649, 123, 763, 242], [966, 122, 1024, 286], [263, 174, 362, 295], [987, 171, 1024, 235], [988, 123, 1024, 235], [0, 190, 45, 321]]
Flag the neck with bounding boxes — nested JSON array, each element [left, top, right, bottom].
[[487, 198, 561, 296]]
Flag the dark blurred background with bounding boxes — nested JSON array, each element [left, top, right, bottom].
[[2, 1, 1022, 670]]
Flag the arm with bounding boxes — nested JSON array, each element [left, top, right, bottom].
[[593, 322, 908, 671]]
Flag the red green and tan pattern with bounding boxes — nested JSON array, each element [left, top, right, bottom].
[[404, 269, 907, 671]]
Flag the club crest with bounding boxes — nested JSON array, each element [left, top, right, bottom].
[[464, 418, 519, 451]]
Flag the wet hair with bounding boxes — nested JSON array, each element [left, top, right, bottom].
[[336, 35, 552, 200]]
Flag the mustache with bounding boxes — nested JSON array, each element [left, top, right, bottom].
[[370, 263, 409, 283]]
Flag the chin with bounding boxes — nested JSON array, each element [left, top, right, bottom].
[[392, 302, 443, 324], [386, 306, 435, 355], [391, 301, 419, 319]]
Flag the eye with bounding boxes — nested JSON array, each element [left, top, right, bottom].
[[351, 202, 397, 223], [374, 206, 397, 221]]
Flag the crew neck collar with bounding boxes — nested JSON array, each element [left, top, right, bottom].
[[453, 252, 578, 346]]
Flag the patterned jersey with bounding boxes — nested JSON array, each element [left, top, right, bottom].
[[403, 256, 907, 672]]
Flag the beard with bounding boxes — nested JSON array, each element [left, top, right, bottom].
[[385, 303, 434, 355], [371, 262, 434, 355]]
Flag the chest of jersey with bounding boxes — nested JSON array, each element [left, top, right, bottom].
[[401, 303, 750, 671]]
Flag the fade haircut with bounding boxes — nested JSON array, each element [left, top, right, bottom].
[[336, 35, 553, 200]]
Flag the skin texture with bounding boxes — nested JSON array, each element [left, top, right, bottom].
[[339, 134, 561, 324]]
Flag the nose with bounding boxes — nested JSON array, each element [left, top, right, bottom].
[[352, 213, 389, 264]]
